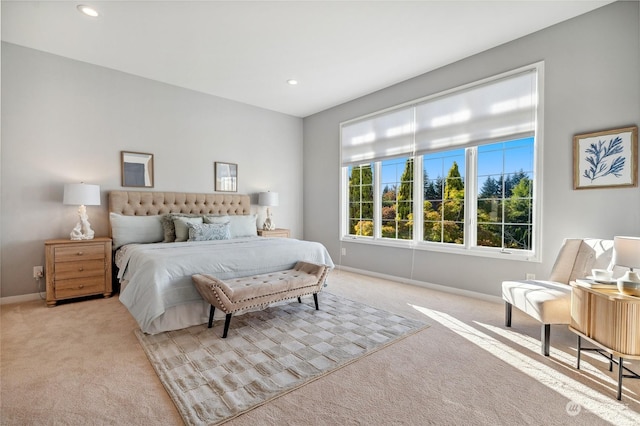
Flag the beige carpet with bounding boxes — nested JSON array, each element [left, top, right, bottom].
[[2, 269, 640, 425], [136, 292, 427, 425]]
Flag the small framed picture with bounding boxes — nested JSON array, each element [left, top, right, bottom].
[[215, 162, 238, 192], [573, 126, 638, 189], [121, 151, 154, 188]]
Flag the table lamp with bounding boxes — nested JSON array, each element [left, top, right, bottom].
[[63, 183, 101, 240], [258, 191, 279, 231], [612, 236, 640, 297]]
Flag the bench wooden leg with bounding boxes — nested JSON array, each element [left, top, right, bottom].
[[505, 302, 512, 327], [313, 293, 319, 310], [208, 305, 215, 328], [222, 313, 232, 338], [541, 324, 550, 356]]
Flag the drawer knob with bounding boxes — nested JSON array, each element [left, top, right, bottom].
[[78, 284, 84, 289], [77, 251, 84, 256], [78, 266, 84, 272]]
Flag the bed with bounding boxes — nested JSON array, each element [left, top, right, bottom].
[[109, 191, 334, 334]]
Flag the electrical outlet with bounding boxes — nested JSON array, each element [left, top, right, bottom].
[[33, 266, 43, 279], [525, 273, 535, 280], [341, 247, 346, 256]]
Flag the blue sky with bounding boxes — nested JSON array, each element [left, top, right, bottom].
[[380, 137, 534, 190]]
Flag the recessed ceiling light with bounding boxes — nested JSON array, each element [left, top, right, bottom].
[[77, 5, 100, 18], [287, 79, 299, 86]]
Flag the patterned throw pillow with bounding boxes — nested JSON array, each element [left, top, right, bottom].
[[187, 222, 231, 242], [161, 213, 201, 242]]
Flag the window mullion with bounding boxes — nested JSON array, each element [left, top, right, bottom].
[[466, 148, 477, 249], [413, 155, 423, 243], [373, 161, 382, 239]]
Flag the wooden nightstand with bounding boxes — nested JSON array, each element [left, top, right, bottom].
[[45, 237, 112, 306], [257, 228, 290, 238]]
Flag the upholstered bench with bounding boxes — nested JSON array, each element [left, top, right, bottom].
[[502, 238, 614, 356], [192, 261, 330, 338]]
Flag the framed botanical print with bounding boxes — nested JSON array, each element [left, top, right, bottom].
[[573, 126, 638, 189]]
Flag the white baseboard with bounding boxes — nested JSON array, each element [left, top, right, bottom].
[[1, 292, 44, 305], [335, 265, 503, 305], [2, 269, 503, 307]]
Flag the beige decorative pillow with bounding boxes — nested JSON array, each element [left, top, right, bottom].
[[173, 216, 204, 242], [161, 213, 200, 242]]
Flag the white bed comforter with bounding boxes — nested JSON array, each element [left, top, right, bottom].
[[116, 237, 334, 332]]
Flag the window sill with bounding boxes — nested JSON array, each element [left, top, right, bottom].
[[340, 236, 540, 262]]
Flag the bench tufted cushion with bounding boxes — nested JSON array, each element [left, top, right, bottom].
[[192, 261, 329, 315]]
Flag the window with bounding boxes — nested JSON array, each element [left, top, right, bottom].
[[348, 164, 374, 236], [381, 157, 413, 240], [341, 64, 542, 260], [423, 149, 465, 244], [476, 138, 534, 251]]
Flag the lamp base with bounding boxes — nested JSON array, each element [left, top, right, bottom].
[[70, 205, 96, 240], [263, 217, 276, 231], [262, 207, 275, 231], [617, 271, 640, 297]]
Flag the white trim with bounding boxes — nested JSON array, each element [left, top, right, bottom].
[[340, 235, 540, 262], [1, 292, 43, 305], [335, 265, 503, 305]]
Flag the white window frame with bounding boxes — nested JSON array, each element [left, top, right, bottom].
[[340, 63, 544, 262]]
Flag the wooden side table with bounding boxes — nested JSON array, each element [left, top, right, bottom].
[[45, 237, 112, 306], [569, 281, 640, 400], [257, 228, 290, 238]]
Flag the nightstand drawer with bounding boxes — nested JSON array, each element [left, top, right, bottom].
[[257, 228, 290, 238], [54, 244, 106, 262], [55, 259, 105, 280], [54, 276, 106, 299]]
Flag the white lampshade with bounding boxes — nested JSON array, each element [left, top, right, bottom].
[[613, 236, 640, 269], [63, 183, 101, 206], [258, 191, 279, 207]]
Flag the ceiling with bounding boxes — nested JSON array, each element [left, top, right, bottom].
[[1, 1, 615, 117]]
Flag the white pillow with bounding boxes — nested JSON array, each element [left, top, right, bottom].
[[173, 216, 203, 242], [109, 213, 164, 249], [204, 215, 231, 224], [228, 214, 258, 238]]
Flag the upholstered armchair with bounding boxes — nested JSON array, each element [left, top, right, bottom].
[[502, 238, 614, 356]]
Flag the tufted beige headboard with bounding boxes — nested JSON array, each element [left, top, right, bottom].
[[109, 191, 251, 216]]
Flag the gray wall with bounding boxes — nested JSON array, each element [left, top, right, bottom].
[[303, 1, 640, 297], [1, 42, 303, 298]]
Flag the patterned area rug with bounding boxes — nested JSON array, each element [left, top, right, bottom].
[[135, 292, 429, 425]]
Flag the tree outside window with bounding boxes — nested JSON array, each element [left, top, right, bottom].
[[381, 158, 413, 240], [348, 164, 373, 236]]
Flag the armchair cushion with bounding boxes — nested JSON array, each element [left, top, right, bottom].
[[501, 279, 570, 325]]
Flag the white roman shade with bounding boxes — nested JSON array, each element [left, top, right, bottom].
[[414, 70, 536, 154], [341, 106, 414, 166], [341, 68, 537, 165]]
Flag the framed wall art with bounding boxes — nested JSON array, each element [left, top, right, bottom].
[[215, 162, 237, 192], [121, 151, 154, 188], [573, 126, 638, 190]]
